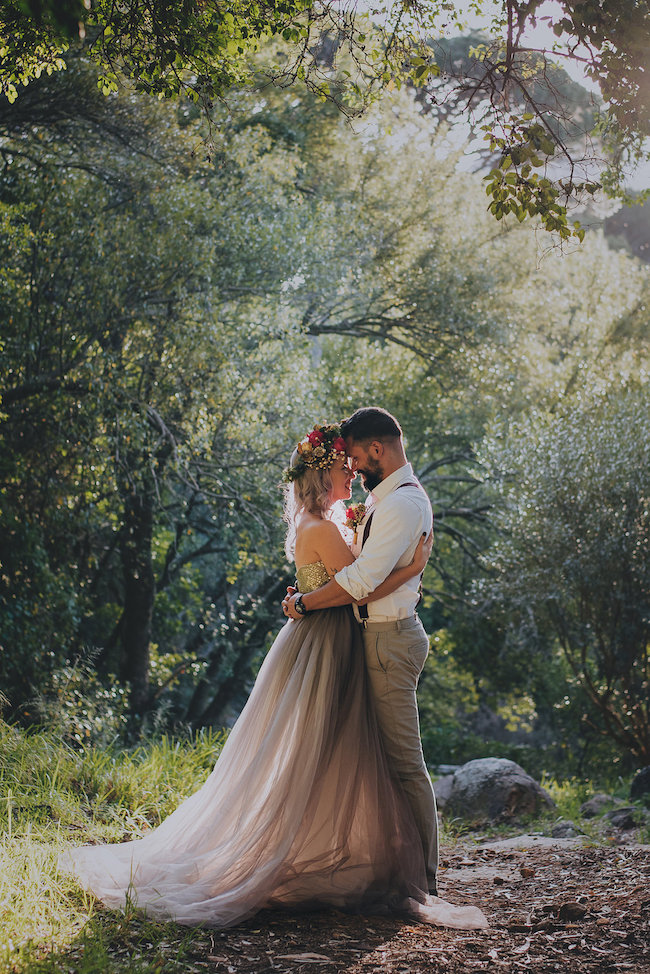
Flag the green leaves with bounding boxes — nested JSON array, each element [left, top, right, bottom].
[[0, 61, 332, 722], [409, 55, 440, 83], [0, 34, 67, 103], [480, 386, 650, 762], [3, 0, 650, 238], [482, 119, 598, 239], [2, 50, 649, 742]]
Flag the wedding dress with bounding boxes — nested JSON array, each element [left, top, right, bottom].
[[62, 562, 487, 929]]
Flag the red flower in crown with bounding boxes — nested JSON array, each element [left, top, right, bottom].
[[283, 422, 348, 481]]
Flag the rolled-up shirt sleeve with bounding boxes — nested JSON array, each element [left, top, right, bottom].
[[335, 494, 427, 601]]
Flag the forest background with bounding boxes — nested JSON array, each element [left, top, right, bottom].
[[2, 0, 650, 790]]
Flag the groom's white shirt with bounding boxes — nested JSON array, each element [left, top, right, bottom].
[[335, 462, 433, 621]]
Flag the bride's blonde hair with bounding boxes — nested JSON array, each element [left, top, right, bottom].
[[283, 447, 333, 559]]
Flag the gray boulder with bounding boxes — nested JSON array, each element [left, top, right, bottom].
[[579, 793, 619, 818], [552, 820, 582, 838], [432, 774, 455, 811], [630, 766, 650, 802], [440, 757, 555, 823], [604, 806, 641, 830]]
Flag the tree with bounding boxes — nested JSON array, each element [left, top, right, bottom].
[[0, 58, 316, 722], [3, 48, 650, 750], [420, 2, 650, 236], [478, 386, 650, 763], [3, 2, 650, 236]]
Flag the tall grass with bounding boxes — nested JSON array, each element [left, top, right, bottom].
[[0, 724, 225, 973]]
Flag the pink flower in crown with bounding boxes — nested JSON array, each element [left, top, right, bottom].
[[307, 429, 324, 446], [332, 436, 346, 453]]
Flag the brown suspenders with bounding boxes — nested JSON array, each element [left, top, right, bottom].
[[357, 482, 421, 621]]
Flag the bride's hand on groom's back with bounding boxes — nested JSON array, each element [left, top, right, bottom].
[[410, 529, 433, 575]]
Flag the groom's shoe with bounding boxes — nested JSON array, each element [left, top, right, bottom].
[[428, 876, 438, 896]]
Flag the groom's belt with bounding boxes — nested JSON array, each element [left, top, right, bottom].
[[357, 614, 419, 632]]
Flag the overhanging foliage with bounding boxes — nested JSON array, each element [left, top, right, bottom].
[[2, 1, 650, 237]]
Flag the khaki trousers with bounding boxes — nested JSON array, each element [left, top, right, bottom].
[[362, 615, 439, 891]]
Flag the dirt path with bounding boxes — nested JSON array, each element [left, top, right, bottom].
[[182, 839, 650, 973]]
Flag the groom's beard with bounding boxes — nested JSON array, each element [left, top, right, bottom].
[[358, 459, 384, 492]]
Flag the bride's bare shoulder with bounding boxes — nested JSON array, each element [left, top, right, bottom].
[[297, 516, 339, 540], [296, 515, 336, 546], [295, 514, 352, 572], [295, 512, 325, 537], [309, 519, 354, 573]]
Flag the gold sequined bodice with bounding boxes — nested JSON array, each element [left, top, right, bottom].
[[296, 561, 331, 593]]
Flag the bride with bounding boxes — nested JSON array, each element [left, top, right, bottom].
[[62, 423, 487, 930]]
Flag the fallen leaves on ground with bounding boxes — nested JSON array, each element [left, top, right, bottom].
[[179, 841, 650, 973]]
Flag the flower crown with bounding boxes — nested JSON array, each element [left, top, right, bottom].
[[283, 424, 347, 482]]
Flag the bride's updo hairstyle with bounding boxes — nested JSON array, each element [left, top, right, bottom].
[[282, 424, 347, 559]]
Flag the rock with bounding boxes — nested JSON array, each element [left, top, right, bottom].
[[558, 901, 588, 921], [433, 774, 455, 811], [630, 766, 650, 802], [551, 820, 582, 838], [579, 793, 618, 818], [604, 807, 640, 830], [435, 764, 461, 776], [442, 758, 555, 824]]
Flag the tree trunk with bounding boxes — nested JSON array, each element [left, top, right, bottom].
[[119, 489, 155, 715]]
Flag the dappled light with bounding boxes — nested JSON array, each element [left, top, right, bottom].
[[2, 3, 650, 969]]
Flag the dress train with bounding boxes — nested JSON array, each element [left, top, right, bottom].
[[62, 600, 487, 930]]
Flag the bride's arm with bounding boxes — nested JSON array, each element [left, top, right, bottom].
[[357, 530, 432, 605]]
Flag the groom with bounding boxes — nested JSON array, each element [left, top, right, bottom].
[[284, 406, 439, 895]]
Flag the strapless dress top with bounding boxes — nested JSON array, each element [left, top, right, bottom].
[[296, 560, 331, 593]]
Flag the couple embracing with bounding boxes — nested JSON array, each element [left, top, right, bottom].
[[63, 407, 487, 930]]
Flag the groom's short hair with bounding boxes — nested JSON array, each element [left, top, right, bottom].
[[341, 407, 402, 444]]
